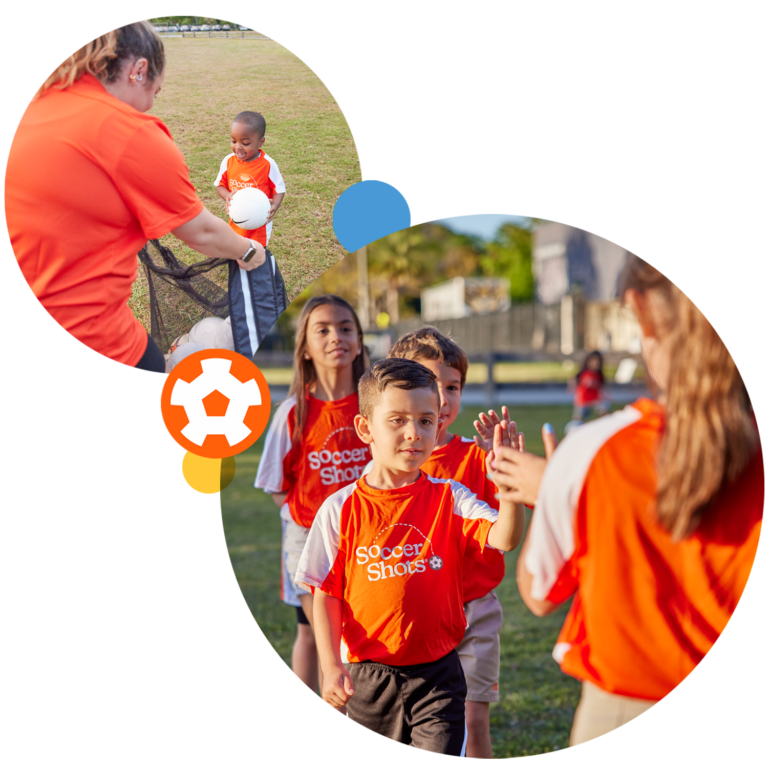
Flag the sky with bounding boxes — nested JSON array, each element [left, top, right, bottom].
[[435, 214, 528, 241]]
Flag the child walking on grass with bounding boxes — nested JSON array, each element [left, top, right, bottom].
[[254, 295, 371, 692], [296, 358, 526, 756], [386, 327, 523, 759]]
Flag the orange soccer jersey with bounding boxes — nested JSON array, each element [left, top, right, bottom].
[[214, 151, 285, 247], [296, 472, 500, 666], [254, 392, 371, 529], [422, 435, 504, 602], [525, 398, 764, 700]]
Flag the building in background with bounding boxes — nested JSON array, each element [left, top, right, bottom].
[[533, 222, 630, 304], [421, 277, 511, 321]]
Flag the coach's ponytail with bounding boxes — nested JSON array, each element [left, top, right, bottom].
[[37, 21, 164, 97], [288, 295, 370, 445], [620, 255, 757, 539]]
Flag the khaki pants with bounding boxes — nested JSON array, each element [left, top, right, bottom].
[[570, 681, 656, 746]]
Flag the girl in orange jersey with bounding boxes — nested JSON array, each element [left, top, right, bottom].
[[490, 255, 763, 745], [255, 295, 371, 691]]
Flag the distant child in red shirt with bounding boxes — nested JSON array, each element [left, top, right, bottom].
[[570, 350, 609, 421], [296, 358, 526, 756], [254, 296, 370, 693], [214, 110, 285, 248], [386, 327, 523, 759]]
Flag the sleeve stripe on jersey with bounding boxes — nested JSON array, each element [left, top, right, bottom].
[[295, 481, 358, 593], [426, 476, 499, 523], [525, 405, 643, 602], [264, 153, 286, 193], [254, 395, 297, 493], [214, 153, 234, 187]]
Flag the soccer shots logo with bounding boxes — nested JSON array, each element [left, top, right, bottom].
[[355, 525, 441, 582], [309, 427, 371, 485], [230, 173, 257, 191]]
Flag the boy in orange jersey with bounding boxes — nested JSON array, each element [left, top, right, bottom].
[[386, 327, 518, 758], [296, 358, 526, 756], [214, 111, 285, 248]]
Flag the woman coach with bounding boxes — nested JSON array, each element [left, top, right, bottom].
[[5, 22, 265, 759], [490, 254, 763, 745]]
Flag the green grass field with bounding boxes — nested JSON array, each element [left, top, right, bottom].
[[221, 404, 585, 757], [129, 38, 360, 338]]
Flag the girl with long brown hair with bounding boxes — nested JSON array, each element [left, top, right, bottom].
[[488, 254, 763, 745], [255, 295, 370, 690]]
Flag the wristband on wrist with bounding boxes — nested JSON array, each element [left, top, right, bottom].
[[242, 240, 259, 263]]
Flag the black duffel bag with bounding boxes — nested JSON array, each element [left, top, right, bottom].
[[228, 248, 288, 359]]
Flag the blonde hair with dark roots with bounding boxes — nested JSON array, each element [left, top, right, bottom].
[[388, 326, 469, 389], [288, 295, 370, 444], [620, 255, 758, 540], [37, 22, 164, 98]]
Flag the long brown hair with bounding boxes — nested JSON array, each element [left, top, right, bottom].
[[288, 295, 370, 443], [37, 21, 164, 97], [620, 255, 758, 539]]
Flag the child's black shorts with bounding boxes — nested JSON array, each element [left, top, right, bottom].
[[344, 649, 467, 756]]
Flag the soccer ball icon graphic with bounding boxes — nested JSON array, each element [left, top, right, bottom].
[[429, 555, 443, 571], [171, 356, 262, 446]]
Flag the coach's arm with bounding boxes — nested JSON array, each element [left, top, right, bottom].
[[494, 424, 560, 617]]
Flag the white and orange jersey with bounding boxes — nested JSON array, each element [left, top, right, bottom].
[[296, 471, 500, 666], [214, 150, 285, 246], [422, 435, 504, 602], [526, 397, 764, 701], [254, 392, 371, 529]]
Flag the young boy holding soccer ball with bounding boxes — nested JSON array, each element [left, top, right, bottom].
[[296, 358, 526, 756], [214, 110, 285, 248]]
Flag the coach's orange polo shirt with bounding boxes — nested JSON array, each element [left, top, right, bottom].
[[525, 398, 763, 700], [6, 74, 204, 366]]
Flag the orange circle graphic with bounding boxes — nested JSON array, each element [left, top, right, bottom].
[[160, 349, 272, 459]]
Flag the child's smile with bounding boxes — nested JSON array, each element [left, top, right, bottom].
[[230, 120, 265, 162]]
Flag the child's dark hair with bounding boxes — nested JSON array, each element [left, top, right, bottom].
[[577, 350, 605, 383], [288, 295, 369, 443], [388, 326, 469, 389], [234, 111, 267, 137], [358, 358, 439, 420]]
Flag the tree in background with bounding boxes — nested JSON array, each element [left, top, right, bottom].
[[478, 220, 536, 302], [275, 219, 538, 340], [366, 227, 443, 324]]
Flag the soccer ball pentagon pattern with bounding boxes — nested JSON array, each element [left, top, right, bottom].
[[429, 555, 443, 571], [171, 357, 262, 446]]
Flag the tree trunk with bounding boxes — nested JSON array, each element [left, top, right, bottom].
[[387, 285, 399, 325]]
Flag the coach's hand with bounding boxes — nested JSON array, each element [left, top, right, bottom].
[[322, 664, 355, 711], [492, 424, 557, 506]]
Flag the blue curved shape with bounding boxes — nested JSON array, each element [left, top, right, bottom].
[[333, 179, 768, 251]]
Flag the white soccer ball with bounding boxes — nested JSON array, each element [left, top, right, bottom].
[[217, 316, 234, 350], [189, 317, 222, 348], [229, 187, 270, 230], [167, 341, 206, 371], [168, 333, 189, 354]]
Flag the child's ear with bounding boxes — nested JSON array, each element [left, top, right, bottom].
[[354, 414, 373, 444]]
